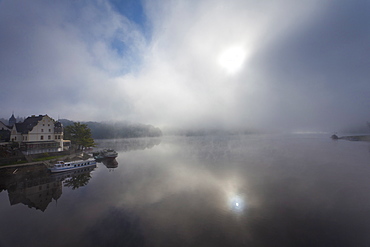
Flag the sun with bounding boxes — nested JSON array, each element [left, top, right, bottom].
[[218, 46, 246, 74]]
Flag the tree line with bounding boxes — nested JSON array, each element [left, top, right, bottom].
[[64, 122, 95, 150], [61, 119, 162, 150]]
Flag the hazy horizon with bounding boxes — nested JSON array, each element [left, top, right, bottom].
[[1, 0, 369, 133]]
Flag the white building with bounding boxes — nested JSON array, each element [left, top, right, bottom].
[[10, 115, 65, 154]]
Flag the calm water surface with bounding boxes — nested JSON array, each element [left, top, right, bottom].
[[1, 134, 370, 247]]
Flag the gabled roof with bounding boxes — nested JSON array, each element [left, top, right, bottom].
[[14, 115, 45, 134], [0, 121, 10, 130]]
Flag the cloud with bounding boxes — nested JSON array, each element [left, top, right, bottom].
[[0, 0, 144, 120], [117, 0, 327, 129], [0, 0, 369, 131]]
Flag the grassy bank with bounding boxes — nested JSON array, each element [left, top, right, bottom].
[[32, 155, 65, 162]]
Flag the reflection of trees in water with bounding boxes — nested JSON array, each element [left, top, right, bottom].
[[95, 137, 161, 152], [63, 172, 92, 190]]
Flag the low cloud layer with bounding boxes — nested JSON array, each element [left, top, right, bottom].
[[1, 0, 369, 132]]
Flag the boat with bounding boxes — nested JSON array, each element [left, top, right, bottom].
[[48, 159, 97, 173], [50, 164, 96, 179], [93, 149, 118, 160]]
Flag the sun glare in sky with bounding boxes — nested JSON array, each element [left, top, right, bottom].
[[218, 46, 246, 74]]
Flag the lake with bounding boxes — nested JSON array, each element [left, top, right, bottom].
[[1, 134, 370, 247]]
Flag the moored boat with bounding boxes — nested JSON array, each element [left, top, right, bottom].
[[93, 149, 118, 160], [49, 159, 97, 173]]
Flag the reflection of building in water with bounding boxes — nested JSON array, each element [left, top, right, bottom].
[[8, 174, 62, 211], [1, 165, 96, 211]]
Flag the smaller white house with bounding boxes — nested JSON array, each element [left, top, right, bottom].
[[10, 115, 65, 154]]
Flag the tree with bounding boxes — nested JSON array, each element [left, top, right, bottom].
[[63, 173, 92, 189], [64, 122, 95, 150]]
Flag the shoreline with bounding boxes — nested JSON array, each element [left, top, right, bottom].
[[332, 134, 370, 142], [0, 161, 48, 170], [0, 152, 91, 170]]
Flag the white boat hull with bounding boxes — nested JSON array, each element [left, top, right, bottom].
[[49, 159, 97, 173]]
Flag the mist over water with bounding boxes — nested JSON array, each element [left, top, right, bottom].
[[0, 1, 369, 246], [1, 134, 370, 246]]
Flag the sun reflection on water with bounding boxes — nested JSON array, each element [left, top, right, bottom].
[[222, 177, 248, 215]]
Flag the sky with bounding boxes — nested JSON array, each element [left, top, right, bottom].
[[0, 0, 369, 132]]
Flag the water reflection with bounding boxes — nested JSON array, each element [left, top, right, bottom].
[[99, 158, 118, 169], [85, 208, 145, 247], [1, 165, 62, 212], [58, 166, 95, 190], [2, 135, 370, 246], [0, 164, 96, 211]]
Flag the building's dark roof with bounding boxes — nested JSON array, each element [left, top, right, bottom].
[[15, 115, 45, 134], [0, 121, 10, 130], [54, 121, 63, 128], [9, 114, 16, 122], [8, 114, 16, 126]]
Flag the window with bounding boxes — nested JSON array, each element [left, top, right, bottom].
[[41, 129, 44, 132], [55, 135, 57, 139], [40, 136, 44, 140], [48, 135, 51, 140], [49, 129, 51, 132]]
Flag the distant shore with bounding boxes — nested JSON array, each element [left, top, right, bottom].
[[331, 134, 370, 142]]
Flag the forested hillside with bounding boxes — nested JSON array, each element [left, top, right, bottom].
[[59, 119, 162, 139]]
